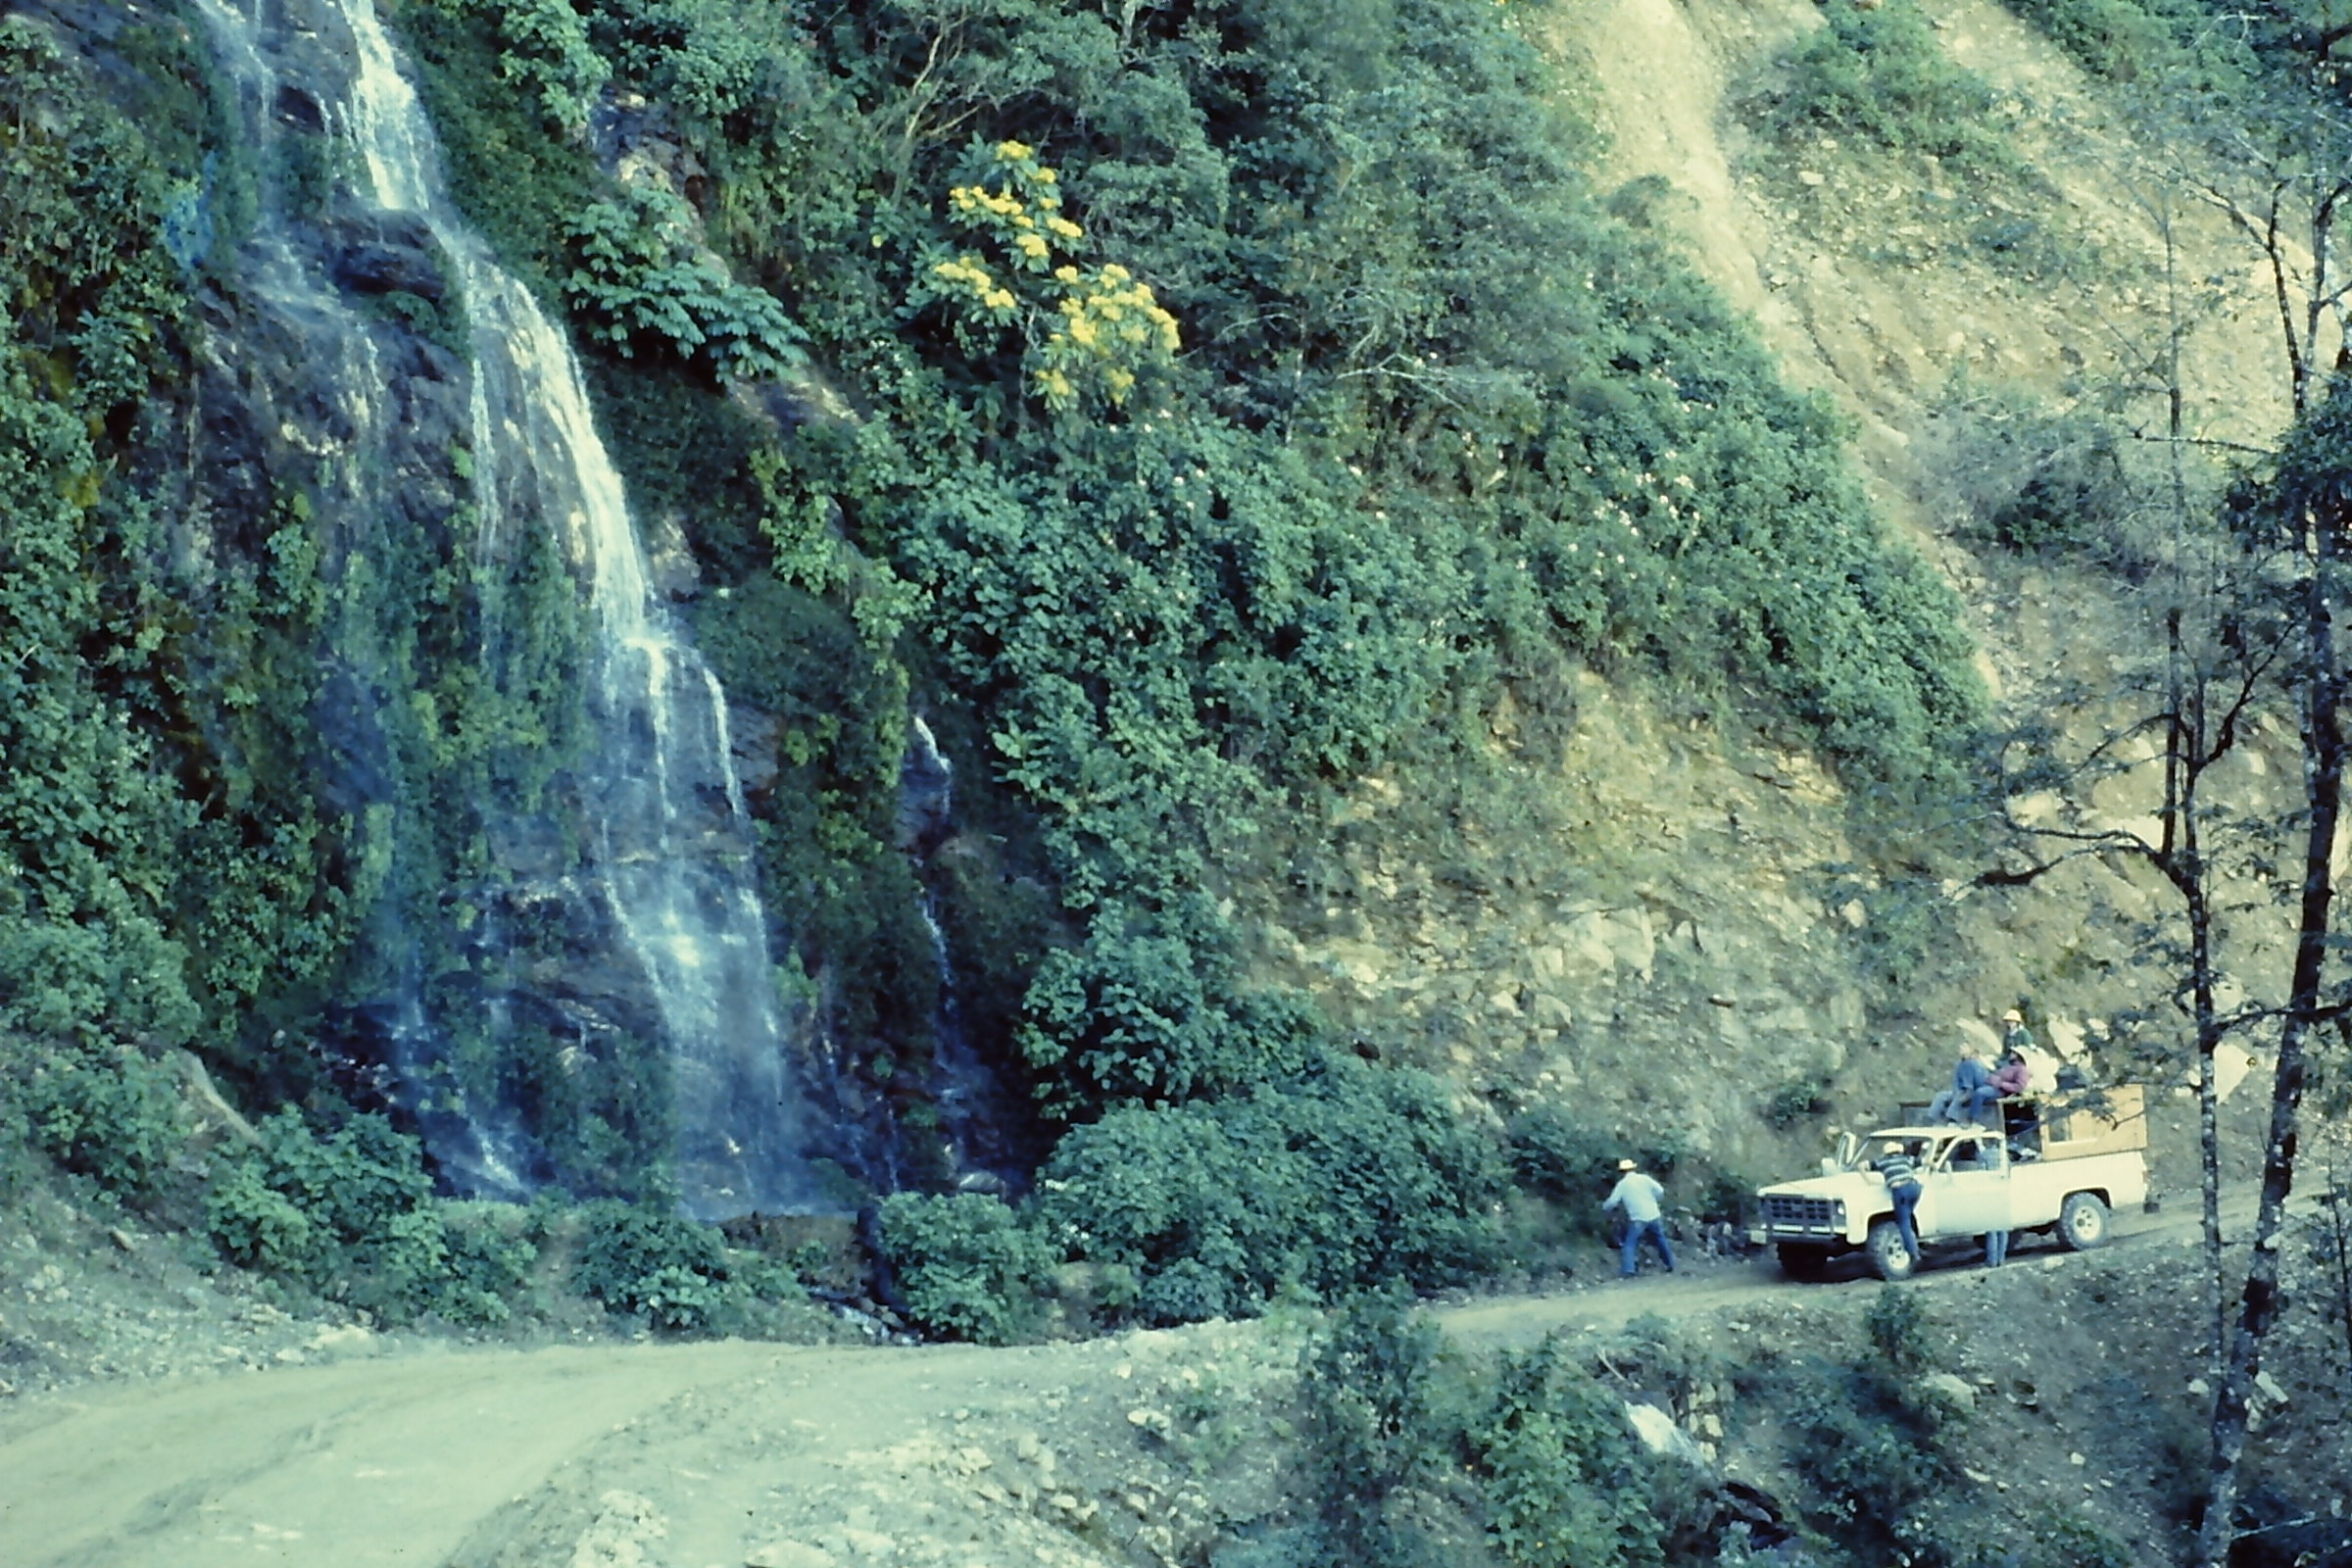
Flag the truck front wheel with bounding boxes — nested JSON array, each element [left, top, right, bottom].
[[2058, 1192, 2110, 1250], [1778, 1244, 1831, 1281], [1866, 1219, 1917, 1281]]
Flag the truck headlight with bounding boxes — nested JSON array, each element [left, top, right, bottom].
[[1833, 1200, 1847, 1228]]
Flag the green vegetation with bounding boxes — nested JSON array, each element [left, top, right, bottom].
[[874, 1191, 1056, 1345], [0, 12, 356, 1100], [564, 183, 808, 379], [0, 0, 1997, 1343], [1292, 1304, 1723, 1566], [2001, 0, 2260, 90], [436, 0, 1978, 1146], [570, 1198, 804, 1332], [206, 1108, 536, 1326], [1742, 0, 2067, 275], [1756, 0, 2021, 177]]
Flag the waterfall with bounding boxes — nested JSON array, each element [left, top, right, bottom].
[[191, 0, 814, 1217]]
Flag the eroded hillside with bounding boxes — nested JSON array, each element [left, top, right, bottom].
[[1236, 0, 2334, 1194]]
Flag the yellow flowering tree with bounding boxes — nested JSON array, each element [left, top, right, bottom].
[[925, 139, 1180, 414]]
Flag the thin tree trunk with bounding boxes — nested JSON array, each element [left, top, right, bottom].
[[2198, 485, 2345, 1568]]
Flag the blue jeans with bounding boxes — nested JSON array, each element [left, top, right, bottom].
[[1620, 1217, 1676, 1277], [1889, 1182, 1922, 1262], [1984, 1228, 2009, 1267]]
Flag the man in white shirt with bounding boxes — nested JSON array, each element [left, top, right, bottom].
[[1602, 1156, 1676, 1279]]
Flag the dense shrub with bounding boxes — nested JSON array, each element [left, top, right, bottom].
[[1755, 0, 2020, 176], [10, 1040, 188, 1199], [1301, 1298, 1471, 1568], [1300, 1305, 1680, 1568], [438, 0, 611, 130], [564, 183, 807, 380], [1471, 1338, 1670, 1568], [205, 1107, 537, 1324], [569, 1199, 741, 1332], [874, 1192, 1055, 1344], [1035, 1057, 1505, 1324]]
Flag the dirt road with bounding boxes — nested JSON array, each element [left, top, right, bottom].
[[0, 1198, 2232, 1568]]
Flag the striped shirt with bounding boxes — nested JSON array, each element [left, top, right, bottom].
[[1874, 1152, 1921, 1191]]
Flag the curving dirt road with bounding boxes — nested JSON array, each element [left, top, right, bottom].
[[0, 1195, 2233, 1568]]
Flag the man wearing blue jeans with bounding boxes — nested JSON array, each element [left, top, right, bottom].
[[1603, 1157, 1676, 1278], [1873, 1140, 1925, 1267]]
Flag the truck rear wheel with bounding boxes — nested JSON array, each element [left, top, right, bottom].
[[2058, 1192, 2110, 1250], [1777, 1244, 1831, 1281], [1866, 1219, 1917, 1281]]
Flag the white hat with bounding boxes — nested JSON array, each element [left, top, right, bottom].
[[1617, 1157, 1637, 1171], [1883, 1140, 1903, 1153], [2003, 1008, 2024, 1022]]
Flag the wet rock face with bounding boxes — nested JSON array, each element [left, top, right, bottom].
[[322, 214, 449, 299]]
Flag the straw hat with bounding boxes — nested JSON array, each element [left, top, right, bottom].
[[1617, 1157, 1637, 1171]]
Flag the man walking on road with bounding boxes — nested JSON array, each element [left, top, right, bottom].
[[1603, 1157, 1676, 1279]]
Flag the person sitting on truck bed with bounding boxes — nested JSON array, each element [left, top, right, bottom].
[[1927, 1046, 1998, 1126], [1990, 1049, 2031, 1098]]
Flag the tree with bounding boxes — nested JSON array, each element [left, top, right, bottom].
[[2198, 377, 2352, 1568], [1984, 5, 2352, 1559]]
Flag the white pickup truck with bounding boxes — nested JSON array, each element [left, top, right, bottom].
[[1753, 1085, 2151, 1280]]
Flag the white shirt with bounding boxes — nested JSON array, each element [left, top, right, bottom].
[[1604, 1172, 1665, 1223]]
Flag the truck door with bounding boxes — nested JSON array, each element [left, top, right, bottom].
[[1919, 1134, 2011, 1239]]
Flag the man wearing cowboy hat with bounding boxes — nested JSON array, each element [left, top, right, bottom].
[[2001, 1006, 2034, 1056], [1602, 1156, 1676, 1279]]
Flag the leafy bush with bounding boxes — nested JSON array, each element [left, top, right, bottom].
[[1301, 1298, 1468, 1568], [1788, 1370, 1944, 1561], [1756, 0, 2021, 177], [434, 0, 612, 130], [1763, 1079, 1832, 1130], [434, 1202, 542, 1325], [10, 1040, 188, 1199], [1470, 1338, 1668, 1568], [1506, 1105, 1621, 1203], [1927, 385, 2147, 562], [1035, 1056, 1505, 1324], [204, 1107, 539, 1324], [564, 183, 807, 380], [1017, 898, 1321, 1116], [1300, 1306, 1676, 1568], [923, 138, 1182, 413], [570, 1199, 740, 1332], [2003, 0, 2258, 94], [874, 1192, 1054, 1344], [1864, 1283, 1936, 1374]]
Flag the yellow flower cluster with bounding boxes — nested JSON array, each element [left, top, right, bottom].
[[931, 255, 1016, 314], [1050, 266, 1181, 360], [933, 140, 1182, 415], [949, 184, 1030, 222]]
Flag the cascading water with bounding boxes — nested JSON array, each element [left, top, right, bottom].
[[191, 0, 815, 1217]]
